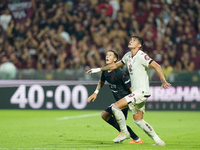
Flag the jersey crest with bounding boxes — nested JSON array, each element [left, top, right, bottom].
[[144, 55, 150, 61]]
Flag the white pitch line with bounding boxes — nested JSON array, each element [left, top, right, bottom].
[[0, 148, 63, 150], [57, 113, 100, 120], [0, 149, 99, 150]]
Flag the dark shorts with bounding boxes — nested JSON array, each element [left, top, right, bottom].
[[104, 106, 129, 119]]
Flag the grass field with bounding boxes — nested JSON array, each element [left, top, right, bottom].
[[0, 110, 200, 150]]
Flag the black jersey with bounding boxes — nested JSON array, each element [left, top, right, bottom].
[[100, 68, 131, 101]]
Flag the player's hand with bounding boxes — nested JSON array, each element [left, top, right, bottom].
[[86, 69, 92, 74], [87, 93, 97, 102], [86, 68, 101, 74], [161, 81, 171, 89]]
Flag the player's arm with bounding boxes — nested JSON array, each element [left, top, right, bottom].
[[86, 61, 124, 74], [129, 87, 132, 93], [87, 80, 105, 102], [149, 61, 171, 89]]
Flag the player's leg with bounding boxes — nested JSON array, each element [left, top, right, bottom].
[[102, 106, 142, 143], [112, 98, 129, 133], [122, 108, 142, 143], [111, 98, 130, 142], [124, 90, 165, 145], [101, 107, 120, 132], [133, 109, 165, 146]]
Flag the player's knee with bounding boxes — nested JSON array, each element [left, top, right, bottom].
[[134, 119, 142, 126], [111, 104, 121, 112], [101, 111, 111, 121], [101, 111, 106, 120]]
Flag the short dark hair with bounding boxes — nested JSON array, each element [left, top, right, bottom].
[[131, 35, 144, 49], [107, 50, 119, 62]]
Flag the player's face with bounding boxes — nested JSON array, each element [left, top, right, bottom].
[[106, 51, 117, 65], [128, 37, 141, 49]]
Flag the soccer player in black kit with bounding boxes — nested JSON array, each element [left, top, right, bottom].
[[87, 50, 142, 143]]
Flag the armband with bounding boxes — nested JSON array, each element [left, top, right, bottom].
[[94, 90, 99, 94], [91, 68, 101, 73]]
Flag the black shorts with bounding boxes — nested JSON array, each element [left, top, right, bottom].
[[104, 106, 129, 119]]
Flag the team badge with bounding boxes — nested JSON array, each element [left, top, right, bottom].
[[144, 55, 150, 60]]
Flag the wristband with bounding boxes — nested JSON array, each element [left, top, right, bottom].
[[94, 90, 99, 94], [91, 68, 101, 73], [161, 79, 167, 84]]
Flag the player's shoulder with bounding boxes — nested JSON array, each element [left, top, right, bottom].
[[137, 50, 151, 59], [124, 51, 132, 57], [136, 50, 147, 56], [122, 51, 131, 62], [115, 68, 125, 74]]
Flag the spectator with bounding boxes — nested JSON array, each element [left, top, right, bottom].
[[58, 25, 71, 44], [177, 43, 189, 61], [141, 22, 157, 40], [6, 19, 15, 42], [73, 22, 85, 42], [108, 21, 127, 46], [0, 0, 6, 12], [89, 0, 98, 11], [147, 0, 163, 17], [0, 9, 12, 31], [151, 39, 165, 65], [143, 32, 155, 54], [176, 52, 194, 72], [23, 31, 39, 48], [121, 0, 133, 18], [104, 16, 112, 33], [97, 1, 113, 16], [9, 53, 22, 69], [74, 0, 89, 15], [64, 0, 75, 13], [109, 0, 120, 20], [0, 0, 199, 81], [162, 59, 174, 80], [165, 27, 175, 43], [190, 46, 200, 70], [117, 11, 128, 30], [127, 19, 140, 36], [44, 59, 54, 79], [134, 1, 148, 28], [156, 19, 166, 40], [32, 24, 39, 39], [174, 25, 184, 43]]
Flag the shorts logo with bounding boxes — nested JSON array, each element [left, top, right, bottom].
[[128, 93, 135, 98]]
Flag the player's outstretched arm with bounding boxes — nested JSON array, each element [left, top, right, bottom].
[[86, 61, 124, 74], [87, 80, 105, 102], [149, 61, 171, 89]]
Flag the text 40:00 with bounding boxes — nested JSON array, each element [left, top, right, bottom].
[[10, 84, 88, 109]]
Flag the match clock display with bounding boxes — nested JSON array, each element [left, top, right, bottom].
[[10, 84, 88, 109]]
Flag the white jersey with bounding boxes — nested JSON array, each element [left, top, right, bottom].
[[122, 50, 152, 95]]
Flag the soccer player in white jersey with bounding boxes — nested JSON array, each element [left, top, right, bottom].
[[86, 35, 171, 146]]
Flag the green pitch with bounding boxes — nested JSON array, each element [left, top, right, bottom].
[[0, 110, 200, 150]]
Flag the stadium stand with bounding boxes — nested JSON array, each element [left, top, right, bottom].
[[0, 0, 199, 81]]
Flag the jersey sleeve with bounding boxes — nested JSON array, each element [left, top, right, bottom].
[[138, 52, 152, 67], [121, 52, 130, 65]]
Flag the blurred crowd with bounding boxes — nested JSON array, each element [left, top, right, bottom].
[[0, 0, 200, 80]]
